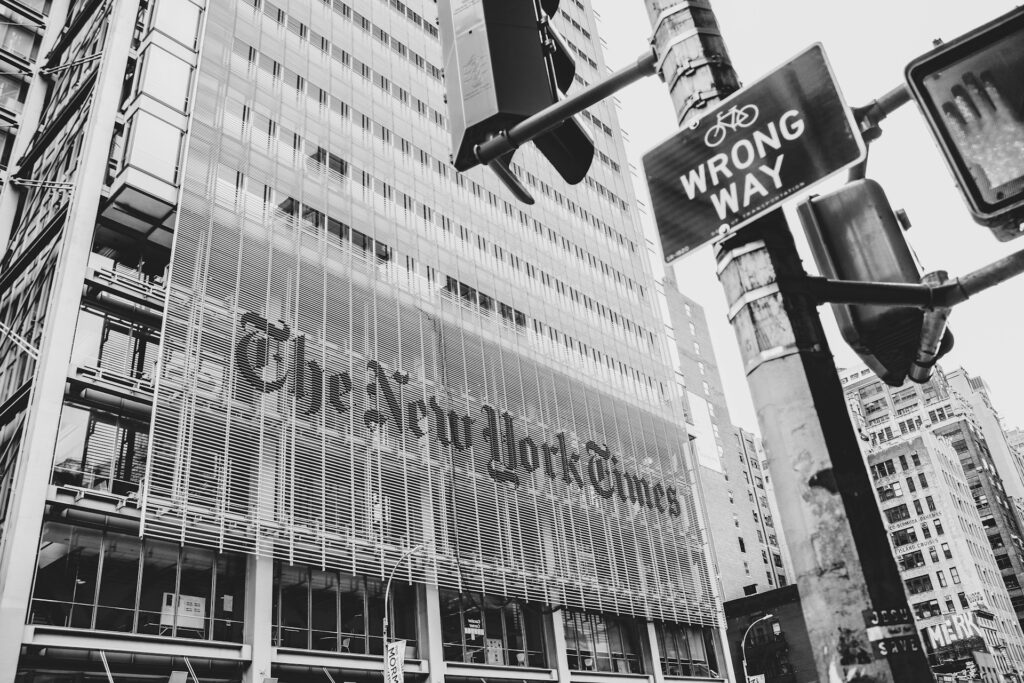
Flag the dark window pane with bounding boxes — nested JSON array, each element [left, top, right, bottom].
[[138, 540, 179, 635], [214, 553, 246, 642], [95, 533, 141, 631]]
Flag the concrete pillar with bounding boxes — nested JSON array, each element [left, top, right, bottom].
[[643, 621, 664, 683], [243, 554, 274, 683], [418, 584, 445, 683], [0, 0, 141, 678], [545, 610, 572, 683]]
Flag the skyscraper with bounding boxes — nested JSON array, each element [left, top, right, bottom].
[[842, 365, 1024, 678], [662, 276, 790, 601], [0, 0, 728, 680]]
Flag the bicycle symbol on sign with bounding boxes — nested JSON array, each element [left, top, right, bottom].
[[703, 104, 760, 147]]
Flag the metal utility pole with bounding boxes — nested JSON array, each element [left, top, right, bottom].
[[642, 1, 934, 680]]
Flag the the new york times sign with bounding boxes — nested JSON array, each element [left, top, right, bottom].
[[234, 311, 684, 517]]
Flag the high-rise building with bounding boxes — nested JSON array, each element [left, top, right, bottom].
[[842, 366, 1024, 678], [868, 434, 1024, 677], [663, 277, 790, 601], [946, 369, 1024, 513], [0, 0, 729, 681]]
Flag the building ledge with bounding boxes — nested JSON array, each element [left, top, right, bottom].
[[273, 647, 427, 674], [23, 624, 250, 661], [569, 671, 653, 683], [445, 661, 558, 680]]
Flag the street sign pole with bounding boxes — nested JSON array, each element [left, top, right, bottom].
[[641, 1, 934, 680]]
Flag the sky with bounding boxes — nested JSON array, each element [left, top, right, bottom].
[[591, 0, 1024, 435]]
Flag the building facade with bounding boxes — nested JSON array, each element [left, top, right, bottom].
[[0, 0, 728, 681], [842, 366, 1024, 679], [662, 278, 790, 601], [723, 584, 816, 683]]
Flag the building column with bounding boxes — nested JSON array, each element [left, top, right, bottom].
[[0, 0, 141, 678], [244, 554, 274, 683], [545, 610, 572, 683], [418, 584, 445, 683], [643, 622, 664, 683]]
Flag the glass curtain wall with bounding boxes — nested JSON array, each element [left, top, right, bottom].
[[29, 522, 246, 641], [272, 561, 417, 656], [439, 589, 546, 667]]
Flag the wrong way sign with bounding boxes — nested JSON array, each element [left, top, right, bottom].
[[643, 44, 865, 262]]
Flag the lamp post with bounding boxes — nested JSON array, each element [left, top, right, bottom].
[[382, 542, 431, 646], [741, 613, 774, 683]]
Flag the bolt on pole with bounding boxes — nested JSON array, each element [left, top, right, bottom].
[[640, 1, 935, 680]]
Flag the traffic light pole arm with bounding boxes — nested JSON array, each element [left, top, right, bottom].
[[797, 245, 1024, 308], [473, 48, 660, 167]]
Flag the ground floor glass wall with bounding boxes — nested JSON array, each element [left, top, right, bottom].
[[272, 561, 417, 656], [562, 609, 643, 673], [29, 522, 246, 641], [439, 589, 546, 667], [655, 621, 720, 678]]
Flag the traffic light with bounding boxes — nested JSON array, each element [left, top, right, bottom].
[[905, 6, 1024, 239], [797, 180, 953, 387], [438, 0, 594, 183]]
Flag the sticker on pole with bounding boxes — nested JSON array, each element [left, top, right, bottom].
[[643, 43, 866, 262]]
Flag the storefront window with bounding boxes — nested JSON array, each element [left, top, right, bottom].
[[563, 609, 642, 674], [440, 589, 545, 667], [29, 522, 245, 642], [655, 621, 720, 678], [271, 562, 417, 656]]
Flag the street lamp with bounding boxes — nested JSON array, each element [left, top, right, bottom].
[[382, 542, 431, 646], [741, 613, 774, 683]]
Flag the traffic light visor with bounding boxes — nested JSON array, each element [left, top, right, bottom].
[[906, 7, 1024, 229]]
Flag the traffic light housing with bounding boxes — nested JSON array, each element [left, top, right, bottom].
[[797, 180, 953, 386], [438, 0, 594, 183], [905, 6, 1024, 239]]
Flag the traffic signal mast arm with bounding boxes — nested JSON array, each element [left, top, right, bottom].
[[796, 246, 1024, 310], [472, 48, 659, 168]]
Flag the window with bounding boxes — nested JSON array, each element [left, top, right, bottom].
[[919, 472, 928, 489], [441, 589, 544, 667], [933, 519, 944, 536], [941, 543, 952, 559], [929, 547, 939, 563], [906, 476, 917, 493], [913, 499, 924, 515], [655, 622, 719, 677], [871, 460, 897, 480], [922, 523, 932, 540], [274, 563, 415, 655], [876, 481, 903, 501], [937, 571, 947, 588], [565, 610, 643, 673], [950, 567, 961, 584], [926, 496, 936, 512], [884, 504, 911, 523], [892, 528, 918, 546], [996, 554, 1012, 570], [913, 599, 940, 619], [738, 537, 746, 553], [904, 574, 934, 595], [899, 550, 926, 571], [30, 522, 245, 642], [899, 455, 908, 470]]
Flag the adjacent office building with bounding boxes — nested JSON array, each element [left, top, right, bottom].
[[842, 366, 1024, 679], [0, 0, 728, 681], [663, 278, 790, 601]]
